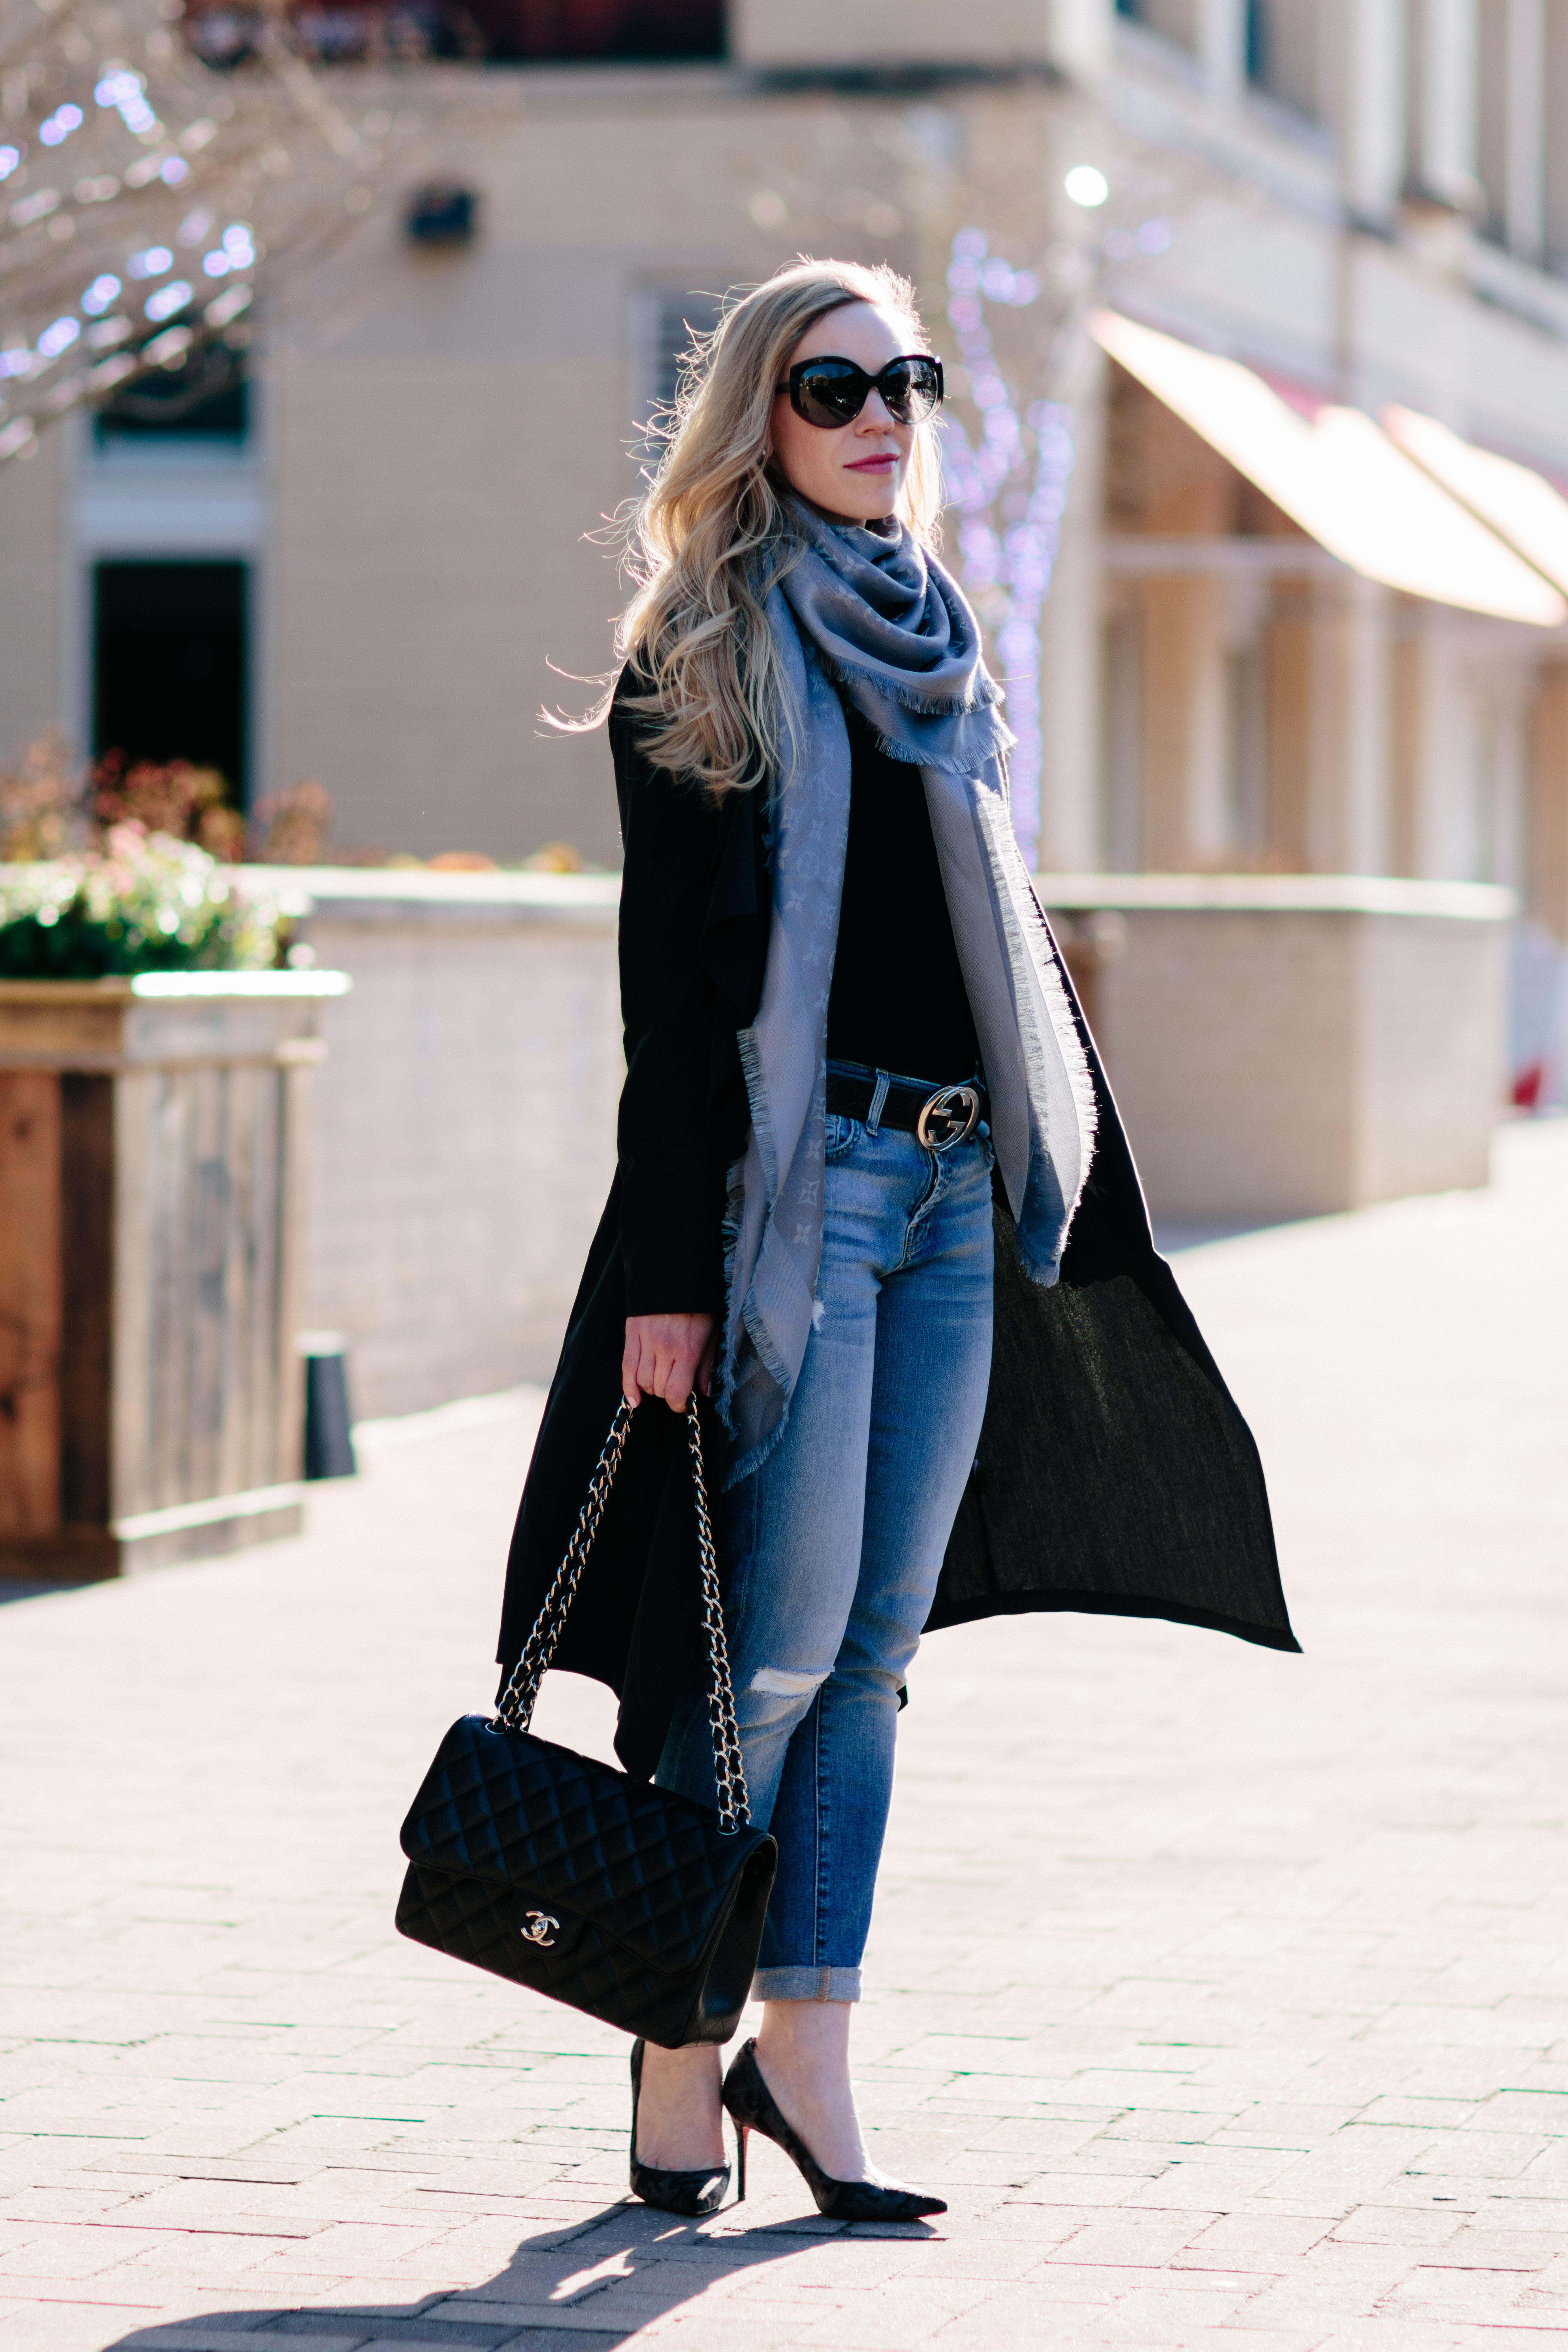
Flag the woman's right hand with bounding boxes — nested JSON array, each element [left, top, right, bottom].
[[622, 1313, 719, 1411]]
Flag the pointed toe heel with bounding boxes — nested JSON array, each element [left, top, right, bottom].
[[720, 2038, 946, 2223], [628, 2039, 731, 2218]]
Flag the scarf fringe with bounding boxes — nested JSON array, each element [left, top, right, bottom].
[[830, 681, 1020, 778], [1026, 886, 1100, 1228], [715, 1142, 797, 1485], [815, 646, 1006, 723], [717, 1021, 802, 1470], [734, 1025, 779, 1200], [714, 1149, 747, 1437]]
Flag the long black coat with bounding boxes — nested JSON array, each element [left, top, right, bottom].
[[498, 704, 1298, 1780]]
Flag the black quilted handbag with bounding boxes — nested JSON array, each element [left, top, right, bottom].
[[395, 1396, 777, 2048]]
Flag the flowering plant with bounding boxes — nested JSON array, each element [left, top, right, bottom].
[[0, 730, 87, 863], [3, 736, 337, 868], [91, 750, 247, 862], [0, 823, 285, 978]]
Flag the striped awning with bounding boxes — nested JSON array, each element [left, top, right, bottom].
[[1092, 310, 1567, 628]]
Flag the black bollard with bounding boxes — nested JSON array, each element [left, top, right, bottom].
[[299, 1332, 358, 1480]]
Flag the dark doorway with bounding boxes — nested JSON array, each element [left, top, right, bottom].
[[92, 561, 249, 805]]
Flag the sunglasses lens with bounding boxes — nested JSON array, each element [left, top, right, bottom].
[[793, 362, 865, 427], [788, 356, 943, 428], [882, 358, 942, 422]]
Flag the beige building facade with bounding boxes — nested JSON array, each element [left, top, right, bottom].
[[3, 0, 1568, 923], [5, 0, 1568, 1148]]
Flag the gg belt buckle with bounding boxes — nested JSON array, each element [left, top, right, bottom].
[[916, 1083, 980, 1151]]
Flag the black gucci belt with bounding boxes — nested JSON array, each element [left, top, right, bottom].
[[825, 1063, 987, 1150]]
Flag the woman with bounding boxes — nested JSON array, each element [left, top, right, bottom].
[[497, 257, 1297, 2223]]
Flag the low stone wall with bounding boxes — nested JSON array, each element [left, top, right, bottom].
[[1044, 875, 1515, 1225], [277, 867, 622, 1419], [266, 865, 1514, 1418]]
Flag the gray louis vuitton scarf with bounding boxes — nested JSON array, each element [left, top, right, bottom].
[[717, 499, 1097, 1482]]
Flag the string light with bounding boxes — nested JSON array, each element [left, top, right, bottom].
[[941, 228, 1074, 870], [144, 281, 192, 322], [2, 0, 407, 463], [39, 105, 84, 148], [940, 189, 1177, 865]]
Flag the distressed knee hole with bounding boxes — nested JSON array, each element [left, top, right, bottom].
[[748, 1664, 830, 1698]]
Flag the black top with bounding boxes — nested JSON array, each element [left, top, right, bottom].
[[826, 701, 980, 1084]]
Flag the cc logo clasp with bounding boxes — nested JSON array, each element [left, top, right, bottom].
[[521, 1910, 559, 1948]]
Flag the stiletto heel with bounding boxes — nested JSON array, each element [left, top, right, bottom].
[[720, 2039, 946, 2223], [735, 2121, 749, 2202], [628, 2039, 731, 2217]]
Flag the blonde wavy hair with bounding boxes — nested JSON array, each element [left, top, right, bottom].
[[595, 257, 942, 797]]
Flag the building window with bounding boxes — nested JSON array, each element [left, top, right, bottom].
[[649, 288, 724, 416], [1115, 0, 1197, 51], [94, 337, 249, 448], [1245, 0, 1265, 83], [475, 0, 723, 60], [1476, 2, 1510, 245], [189, 0, 723, 66], [1246, 0, 1320, 120], [93, 561, 250, 805]]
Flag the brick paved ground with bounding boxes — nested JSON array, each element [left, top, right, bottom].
[[1, 1122, 1565, 2352]]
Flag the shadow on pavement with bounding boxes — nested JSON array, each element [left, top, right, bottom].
[[108, 2193, 936, 2348]]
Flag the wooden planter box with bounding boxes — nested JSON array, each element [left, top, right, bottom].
[[0, 971, 348, 1581]]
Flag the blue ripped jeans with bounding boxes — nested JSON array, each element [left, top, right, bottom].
[[656, 1099, 995, 2003]]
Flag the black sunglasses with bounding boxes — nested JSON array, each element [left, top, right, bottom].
[[776, 353, 945, 429]]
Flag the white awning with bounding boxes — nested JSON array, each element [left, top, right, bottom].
[[1382, 405, 1568, 596], [1091, 310, 1567, 628]]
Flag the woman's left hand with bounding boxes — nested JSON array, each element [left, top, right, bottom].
[[622, 1312, 719, 1411]]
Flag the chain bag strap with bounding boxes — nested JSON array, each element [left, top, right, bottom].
[[399, 1389, 776, 2045], [495, 1396, 752, 1835]]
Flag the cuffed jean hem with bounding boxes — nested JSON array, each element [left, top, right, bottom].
[[752, 1966, 863, 2003]]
